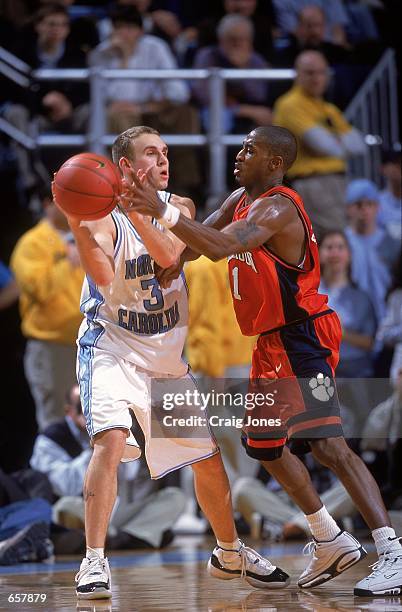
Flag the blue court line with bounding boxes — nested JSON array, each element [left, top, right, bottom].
[[0, 543, 376, 576]]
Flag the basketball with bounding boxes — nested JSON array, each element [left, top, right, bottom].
[[53, 152, 122, 220]]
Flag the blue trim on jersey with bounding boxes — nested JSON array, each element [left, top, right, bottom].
[[78, 277, 105, 436], [111, 210, 123, 258], [122, 213, 143, 243], [180, 270, 189, 296], [152, 448, 219, 480]]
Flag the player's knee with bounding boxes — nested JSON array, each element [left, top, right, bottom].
[[192, 451, 224, 476], [310, 437, 352, 470], [92, 428, 127, 462]]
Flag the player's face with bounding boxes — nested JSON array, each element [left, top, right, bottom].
[[319, 233, 350, 272], [130, 134, 169, 190], [234, 135, 271, 185]]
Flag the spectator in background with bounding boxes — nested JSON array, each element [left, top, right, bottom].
[[10, 185, 84, 431], [272, 0, 349, 47], [192, 15, 272, 135], [89, 5, 201, 197], [345, 179, 400, 322], [361, 360, 402, 517], [273, 5, 348, 67], [378, 149, 402, 241], [5, 3, 89, 189], [186, 0, 276, 65], [319, 230, 377, 431], [271, 5, 372, 109], [98, 0, 184, 54], [273, 50, 366, 240], [319, 231, 376, 379], [376, 262, 402, 383], [0, 262, 19, 311], [31, 385, 185, 551]]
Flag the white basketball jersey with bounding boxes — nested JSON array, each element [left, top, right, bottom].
[[77, 192, 188, 376]]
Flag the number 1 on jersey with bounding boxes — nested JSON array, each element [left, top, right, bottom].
[[232, 266, 241, 300]]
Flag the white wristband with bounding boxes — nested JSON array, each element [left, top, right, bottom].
[[157, 202, 180, 228]]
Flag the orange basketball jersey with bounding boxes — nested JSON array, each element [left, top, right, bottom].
[[228, 185, 329, 336]]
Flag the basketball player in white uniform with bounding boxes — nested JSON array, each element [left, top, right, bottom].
[[54, 126, 290, 600]]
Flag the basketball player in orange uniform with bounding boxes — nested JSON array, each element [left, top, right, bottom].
[[125, 126, 402, 597]]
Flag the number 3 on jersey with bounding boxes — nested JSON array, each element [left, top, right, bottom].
[[232, 266, 242, 300], [141, 277, 164, 311]]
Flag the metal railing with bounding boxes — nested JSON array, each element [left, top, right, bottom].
[[344, 48, 399, 184], [0, 45, 398, 194]]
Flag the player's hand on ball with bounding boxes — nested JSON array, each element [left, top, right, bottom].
[[120, 167, 165, 216]]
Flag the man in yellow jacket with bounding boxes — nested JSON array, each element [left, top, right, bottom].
[[11, 186, 84, 430], [273, 50, 366, 240], [185, 256, 255, 379]]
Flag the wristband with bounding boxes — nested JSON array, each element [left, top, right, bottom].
[[157, 202, 180, 228]]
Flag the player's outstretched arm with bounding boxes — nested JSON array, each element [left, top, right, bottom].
[[121, 194, 194, 269], [130, 185, 295, 261], [66, 216, 116, 286]]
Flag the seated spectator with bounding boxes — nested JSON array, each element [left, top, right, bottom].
[[273, 5, 348, 67], [345, 179, 401, 321], [232, 455, 356, 542], [10, 185, 84, 431], [361, 359, 402, 512], [4, 3, 89, 191], [98, 0, 184, 55], [184, 0, 276, 65], [378, 149, 402, 241], [271, 5, 373, 109], [192, 14, 272, 135], [273, 50, 366, 240], [319, 230, 377, 430], [89, 5, 201, 197], [272, 0, 349, 47], [319, 231, 376, 379], [31, 384, 186, 550], [376, 263, 402, 382]]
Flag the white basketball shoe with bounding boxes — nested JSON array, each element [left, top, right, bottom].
[[207, 541, 290, 589], [354, 543, 402, 596], [75, 554, 112, 600], [298, 530, 367, 588]]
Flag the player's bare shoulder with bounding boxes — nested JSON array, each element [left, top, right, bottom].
[[170, 194, 195, 219], [251, 192, 297, 224]]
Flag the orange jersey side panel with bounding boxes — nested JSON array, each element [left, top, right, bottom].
[[227, 186, 328, 335]]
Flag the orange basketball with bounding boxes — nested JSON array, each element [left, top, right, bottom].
[[53, 152, 122, 220]]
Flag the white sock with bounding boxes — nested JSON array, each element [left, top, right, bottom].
[[217, 538, 241, 551], [306, 505, 341, 542], [372, 526, 402, 556], [86, 547, 104, 560]]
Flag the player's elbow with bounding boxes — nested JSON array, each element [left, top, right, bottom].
[[93, 270, 115, 287]]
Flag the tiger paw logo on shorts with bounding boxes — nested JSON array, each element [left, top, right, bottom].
[[309, 373, 334, 402]]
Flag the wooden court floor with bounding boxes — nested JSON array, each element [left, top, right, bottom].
[[0, 537, 401, 612]]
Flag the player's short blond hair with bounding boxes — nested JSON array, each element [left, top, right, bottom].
[[112, 126, 160, 164]]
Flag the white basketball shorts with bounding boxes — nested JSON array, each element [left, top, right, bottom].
[[77, 346, 218, 479]]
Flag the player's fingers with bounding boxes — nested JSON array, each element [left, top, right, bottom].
[[146, 165, 159, 188]]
